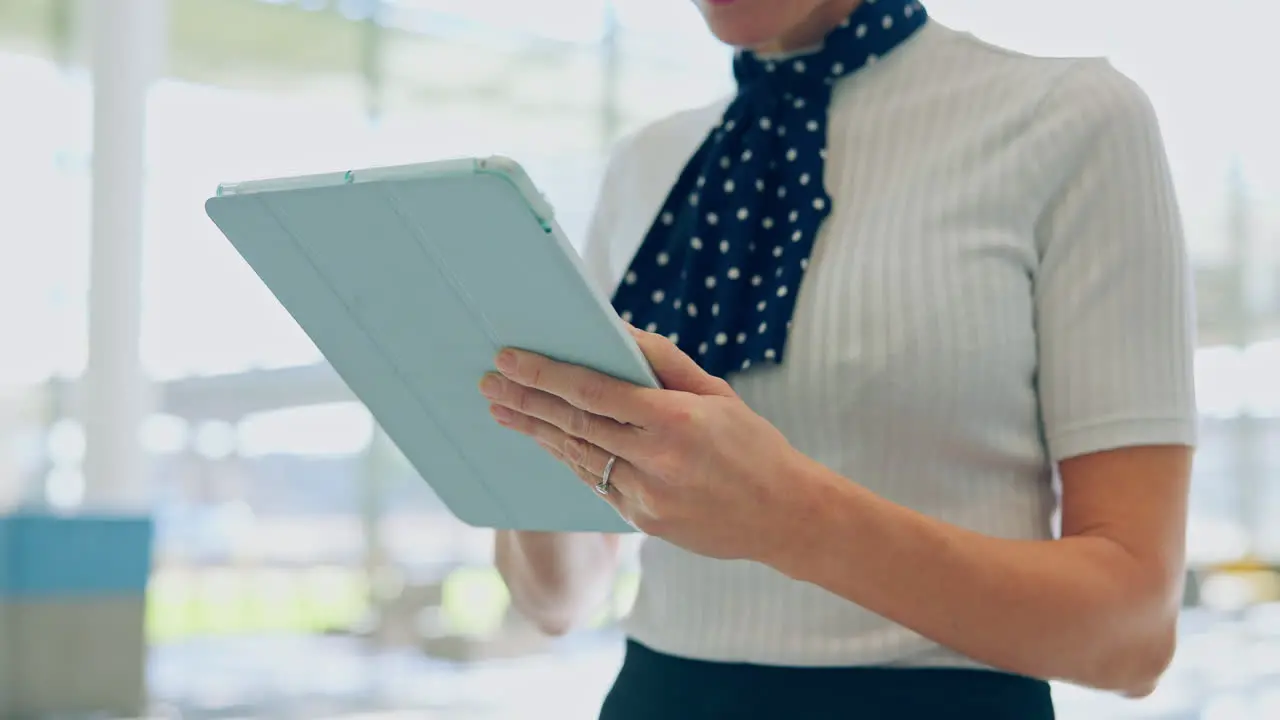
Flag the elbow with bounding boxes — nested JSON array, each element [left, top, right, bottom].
[[531, 615, 575, 638], [1089, 617, 1178, 697]]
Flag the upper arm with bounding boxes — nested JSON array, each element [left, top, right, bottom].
[[1032, 62, 1197, 569]]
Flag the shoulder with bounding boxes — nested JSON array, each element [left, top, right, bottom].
[[923, 22, 1160, 148]]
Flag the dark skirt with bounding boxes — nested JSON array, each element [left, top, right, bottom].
[[600, 639, 1055, 720]]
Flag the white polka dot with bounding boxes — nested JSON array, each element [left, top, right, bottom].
[[764, 348, 776, 360], [668, 332, 679, 344], [715, 332, 728, 346], [813, 198, 826, 211], [724, 120, 736, 131], [775, 267, 784, 278], [905, 5, 914, 17], [806, 120, 819, 132], [737, 332, 748, 343], [777, 126, 787, 137], [785, 148, 798, 162], [882, 15, 894, 29], [819, 148, 828, 159], [741, 149, 753, 162], [762, 217, 774, 229], [711, 303, 720, 316], [696, 175, 706, 187], [758, 322, 768, 333], [764, 61, 776, 72], [687, 303, 698, 317], [867, 54, 879, 65], [800, 258, 809, 271], [719, 239, 730, 253], [689, 192, 699, 206], [759, 117, 772, 130], [720, 156, 731, 169], [661, 211, 674, 225], [751, 275, 762, 286], [777, 285, 789, 298], [799, 173, 811, 185], [756, 300, 766, 311], [793, 60, 806, 72], [792, 230, 803, 242], [674, 298, 682, 309], [777, 186, 788, 198], [624, 271, 637, 285], [645, 321, 658, 332], [772, 246, 783, 257], [723, 179, 735, 193], [691, 236, 703, 250], [831, 62, 844, 75], [651, 290, 665, 303], [736, 207, 749, 221], [741, 359, 752, 370], [621, 310, 633, 322], [707, 212, 719, 225], [794, 98, 806, 109], [705, 276, 717, 289], [856, 23, 867, 38], [789, 210, 799, 223], [698, 342, 708, 355], [727, 267, 741, 280], [656, 252, 669, 266], [755, 179, 765, 192]]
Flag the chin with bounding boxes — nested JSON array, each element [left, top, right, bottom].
[[697, 0, 816, 49]]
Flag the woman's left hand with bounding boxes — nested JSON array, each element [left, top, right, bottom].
[[479, 327, 814, 562]]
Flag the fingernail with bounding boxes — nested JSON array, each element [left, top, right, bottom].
[[479, 374, 502, 399], [496, 349, 517, 373], [490, 404, 514, 424]]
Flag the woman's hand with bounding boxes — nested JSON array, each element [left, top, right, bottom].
[[478, 327, 813, 562]]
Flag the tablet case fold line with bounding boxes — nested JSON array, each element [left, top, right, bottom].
[[252, 194, 518, 527], [384, 187, 503, 347]]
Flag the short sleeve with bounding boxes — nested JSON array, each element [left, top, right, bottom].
[[1033, 60, 1198, 462]]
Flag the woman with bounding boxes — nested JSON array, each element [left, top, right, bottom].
[[481, 0, 1196, 717]]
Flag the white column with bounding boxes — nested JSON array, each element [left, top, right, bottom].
[[80, 0, 167, 510]]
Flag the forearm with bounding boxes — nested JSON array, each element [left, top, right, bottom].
[[764, 459, 1180, 693], [494, 530, 623, 635]]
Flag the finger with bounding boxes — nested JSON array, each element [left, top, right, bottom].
[[492, 403, 631, 486], [563, 459, 636, 525], [494, 349, 664, 426], [490, 402, 574, 449], [561, 437, 637, 495], [497, 409, 637, 524], [483, 373, 643, 457], [626, 326, 734, 397]]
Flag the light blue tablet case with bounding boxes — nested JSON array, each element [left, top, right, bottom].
[[204, 157, 656, 532]]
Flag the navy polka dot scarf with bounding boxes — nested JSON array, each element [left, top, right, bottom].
[[611, 0, 928, 379]]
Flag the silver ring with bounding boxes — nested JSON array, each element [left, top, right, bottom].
[[595, 455, 617, 496]]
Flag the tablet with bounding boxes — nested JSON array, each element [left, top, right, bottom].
[[204, 156, 656, 533]]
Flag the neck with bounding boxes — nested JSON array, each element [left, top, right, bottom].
[[754, 0, 863, 55]]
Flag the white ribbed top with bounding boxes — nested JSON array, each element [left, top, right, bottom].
[[580, 19, 1198, 668]]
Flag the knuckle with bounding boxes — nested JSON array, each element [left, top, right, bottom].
[[568, 408, 594, 438], [576, 377, 606, 408], [525, 361, 543, 387], [511, 386, 533, 413]]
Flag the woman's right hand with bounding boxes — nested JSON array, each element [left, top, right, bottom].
[[494, 529, 623, 636]]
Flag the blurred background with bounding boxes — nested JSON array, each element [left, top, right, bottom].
[[0, 0, 1277, 718]]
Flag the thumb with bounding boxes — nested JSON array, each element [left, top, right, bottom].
[[627, 326, 734, 397]]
